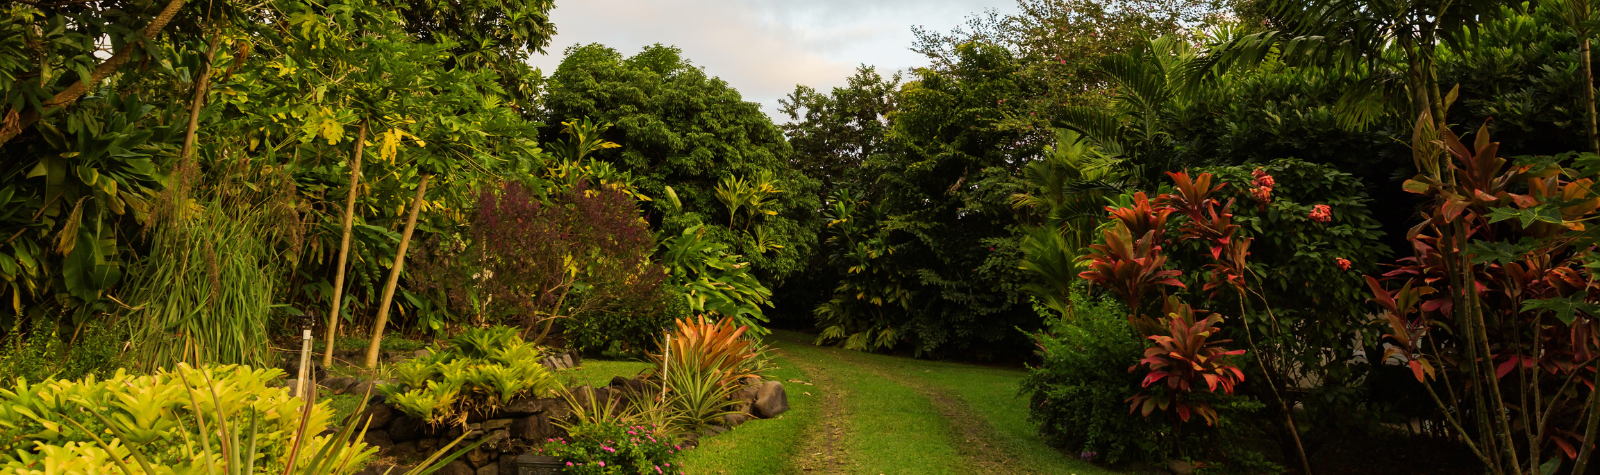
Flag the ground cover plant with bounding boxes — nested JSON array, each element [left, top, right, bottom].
[[378, 326, 562, 424]]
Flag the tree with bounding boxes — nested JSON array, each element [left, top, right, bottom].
[[542, 43, 821, 285]]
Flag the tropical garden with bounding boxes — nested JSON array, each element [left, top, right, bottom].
[[3, 0, 1600, 472]]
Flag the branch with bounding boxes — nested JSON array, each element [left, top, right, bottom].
[[0, 0, 187, 146]]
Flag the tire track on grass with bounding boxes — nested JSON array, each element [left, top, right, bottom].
[[824, 349, 1038, 475], [773, 345, 851, 474]]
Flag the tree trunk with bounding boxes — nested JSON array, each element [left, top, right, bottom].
[[1583, 34, 1599, 155], [178, 32, 220, 161], [0, 0, 188, 146], [323, 121, 367, 367], [364, 174, 430, 368], [1573, 377, 1600, 474]]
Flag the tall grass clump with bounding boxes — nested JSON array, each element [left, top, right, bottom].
[[123, 161, 301, 370]]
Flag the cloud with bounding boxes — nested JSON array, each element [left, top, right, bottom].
[[526, 0, 1016, 120]]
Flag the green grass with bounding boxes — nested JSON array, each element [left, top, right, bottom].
[[556, 359, 654, 388], [675, 331, 1121, 475]]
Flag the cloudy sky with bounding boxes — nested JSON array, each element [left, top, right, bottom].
[[526, 0, 1018, 121]]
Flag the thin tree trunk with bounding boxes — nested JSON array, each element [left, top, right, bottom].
[[323, 121, 367, 367], [1573, 375, 1600, 474], [0, 0, 187, 146], [364, 174, 430, 368], [179, 33, 220, 161], [1583, 34, 1599, 155]]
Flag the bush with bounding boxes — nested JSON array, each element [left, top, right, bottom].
[[380, 326, 562, 423], [564, 284, 688, 358], [0, 364, 373, 474], [539, 421, 684, 475], [1020, 292, 1166, 464], [0, 321, 124, 384]]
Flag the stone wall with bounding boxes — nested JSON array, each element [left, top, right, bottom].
[[351, 373, 787, 475]]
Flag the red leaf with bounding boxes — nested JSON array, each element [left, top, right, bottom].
[[1495, 357, 1518, 379], [1409, 360, 1426, 382]]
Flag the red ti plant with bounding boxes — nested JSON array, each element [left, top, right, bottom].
[[1127, 297, 1247, 426], [1079, 208, 1185, 331], [1366, 121, 1600, 475]]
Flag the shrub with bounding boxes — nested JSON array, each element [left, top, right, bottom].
[[380, 326, 562, 424], [1020, 292, 1165, 464], [0, 320, 123, 384], [409, 180, 666, 345], [539, 421, 684, 475], [0, 364, 373, 474], [563, 284, 688, 358]]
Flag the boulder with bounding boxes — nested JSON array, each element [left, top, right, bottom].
[[609, 376, 652, 398], [752, 381, 789, 418], [732, 385, 760, 403], [465, 446, 491, 468], [361, 403, 396, 430], [510, 414, 555, 441], [438, 460, 473, 475], [348, 380, 386, 398], [1168, 460, 1196, 475], [412, 349, 432, 358], [386, 440, 417, 460], [496, 454, 517, 475], [541, 398, 571, 420], [388, 415, 423, 442], [720, 412, 753, 427], [740, 375, 763, 387], [566, 351, 581, 368], [321, 377, 356, 394], [474, 463, 497, 475], [363, 430, 393, 450], [417, 438, 440, 451]]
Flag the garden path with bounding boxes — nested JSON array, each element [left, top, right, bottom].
[[678, 331, 1120, 474]]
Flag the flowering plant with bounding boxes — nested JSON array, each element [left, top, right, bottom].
[[539, 422, 684, 475]]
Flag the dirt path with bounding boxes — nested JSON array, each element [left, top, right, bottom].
[[778, 346, 852, 473], [823, 349, 1038, 475]]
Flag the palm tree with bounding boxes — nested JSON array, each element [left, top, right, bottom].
[[1013, 129, 1126, 316]]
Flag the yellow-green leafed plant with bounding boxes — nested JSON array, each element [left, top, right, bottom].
[[380, 326, 563, 424], [0, 363, 487, 475]]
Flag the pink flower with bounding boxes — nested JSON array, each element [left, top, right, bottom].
[[1336, 258, 1351, 271], [598, 461, 605, 467], [566, 462, 573, 466], [1309, 204, 1332, 223]]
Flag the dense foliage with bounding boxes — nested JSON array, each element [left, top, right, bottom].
[[0, 364, 371, 474], [379, 326, 562, 423], [542, 44, 821, 285]]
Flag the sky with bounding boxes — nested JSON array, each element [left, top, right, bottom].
[[525, 0, 1018, 121]]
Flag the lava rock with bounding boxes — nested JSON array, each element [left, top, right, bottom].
[[438, 460, 473, 475], [388, 415, 423, 442], [361, 403, 396, 430], [499, 397, 544, 416], [321, 377, 356, 394], [363, 430, 393, 449], [720, 412, 753, 427], [482, 418, 514, 431]]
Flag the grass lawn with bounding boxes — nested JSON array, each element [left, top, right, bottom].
[[681, 330, 1120, 475]]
